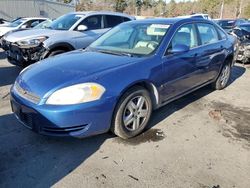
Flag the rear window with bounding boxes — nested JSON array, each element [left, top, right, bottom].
[[197, 23, 219, 45], [218, 20, 235, 29], [105, 15, 130, 28]]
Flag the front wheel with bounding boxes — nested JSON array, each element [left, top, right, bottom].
[[212, 63, 231, 90], [111, 86, 152, 139], [48, 50, 66, 57]]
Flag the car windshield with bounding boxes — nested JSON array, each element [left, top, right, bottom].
[[49, 14, 82, 30], [240, 25, 250, 32], [89, 23, 170, 56], [218, 20, 235, 29], [8, 18, 26, 27], [34, 20, 52, 29]]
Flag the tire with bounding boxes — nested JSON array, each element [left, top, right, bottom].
[[48, 50, 66, 57], [212, 62, 231, 90], [111, 86, 152, 139]]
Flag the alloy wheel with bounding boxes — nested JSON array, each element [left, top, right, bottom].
[[123, 96, 149, 131]]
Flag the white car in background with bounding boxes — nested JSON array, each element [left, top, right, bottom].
[[0, 18, 10, 27], [0, 17, 48, 39]]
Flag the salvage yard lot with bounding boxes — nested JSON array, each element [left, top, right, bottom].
[[0, 49, 249, 188]]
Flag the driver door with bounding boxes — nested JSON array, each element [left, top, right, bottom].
[[160, 23, 203, 102]]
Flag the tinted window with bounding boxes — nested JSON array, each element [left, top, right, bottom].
[[168, 24, 198, 51], [197, 23, 219, 45], [217, 28, 227, 40], [80, 15, 102, 30], [105, 15, 126, 28], [28, 20, 44, 28]]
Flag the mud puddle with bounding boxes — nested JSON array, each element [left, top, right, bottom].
[[209, 102, 250, 143], [114, 129, 165, 145]]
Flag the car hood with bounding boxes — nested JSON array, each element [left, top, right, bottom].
[[0, 26, 15, 36], [4, 29, 86, 43], [16, 50, 139, 100]]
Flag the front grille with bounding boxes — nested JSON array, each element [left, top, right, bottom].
[[19, 111, 33, 129], [42, 125, 87, 134], [14, 82, 41, 104]]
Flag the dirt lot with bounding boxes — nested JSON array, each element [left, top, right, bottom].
[[0, 49, 249, 188]]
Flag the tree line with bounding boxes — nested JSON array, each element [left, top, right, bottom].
[[75, 0, 250, 19]]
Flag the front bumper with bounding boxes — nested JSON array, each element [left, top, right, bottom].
[[10, 89, 116, 138], [236, 43, 250, 63], [2, 40, 47, 67]]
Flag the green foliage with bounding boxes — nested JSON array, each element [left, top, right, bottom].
[[76, 0, 250, 18], [244, 3, 250, 18], [115, 0, 127, 12]]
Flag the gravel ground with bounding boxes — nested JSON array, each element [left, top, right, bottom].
[[0, 49, 249, 188]]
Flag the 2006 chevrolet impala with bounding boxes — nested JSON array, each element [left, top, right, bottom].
[[10, 18, 236, 139]]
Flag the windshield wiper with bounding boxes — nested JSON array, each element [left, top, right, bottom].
[[97, 49, 133, 57]]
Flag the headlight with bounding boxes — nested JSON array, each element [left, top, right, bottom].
[[46, 83, 106, 105], [16, 36, 48, 48]]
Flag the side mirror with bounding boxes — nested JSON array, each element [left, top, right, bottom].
[[77, 25, 88, 31], [170, 44, 190, 54]]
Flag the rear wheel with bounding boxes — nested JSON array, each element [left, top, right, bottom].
[[212, 62, 231, 90], [111, 86, 152, 139]]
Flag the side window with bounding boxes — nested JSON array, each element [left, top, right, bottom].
[[197, 23, 219, 45], [217, 28, 227, 40], [168, 24, 198, 52], [80, 15, 102, 30], [123, 17, 131, 22], [105, 15, 124, 28], [30, 20, 42, 28]]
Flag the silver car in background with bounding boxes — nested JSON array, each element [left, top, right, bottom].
[[2, 11, 134, 67]]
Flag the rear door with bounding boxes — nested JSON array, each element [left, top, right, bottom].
[[161, 23, 203, 101], [195, 23, 226, 81], [104, 15, 131, 29]]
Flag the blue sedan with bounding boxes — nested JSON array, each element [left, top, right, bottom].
[[10, 18, 236, 139]]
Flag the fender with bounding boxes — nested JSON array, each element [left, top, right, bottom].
[[42, 42, 75, 58]]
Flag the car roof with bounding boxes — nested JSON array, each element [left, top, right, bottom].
[[239, 23, 250, 26], [217, 19, 235, 21], [68, 11, 134, 19], [21, 17, 48, 20], [127, 17, 212, 25]]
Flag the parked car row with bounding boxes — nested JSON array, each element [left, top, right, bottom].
[[215, 19, 248, 33], [1, 12, 134, 67], [0, 12, 239, 139]]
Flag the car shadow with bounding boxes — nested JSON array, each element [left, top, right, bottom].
[[0, 113, 113, 187], [0, 51, 6, 60], [229, 64, 246, 84], [0, 66, 21, 87], [0, 65, 246, 187]]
